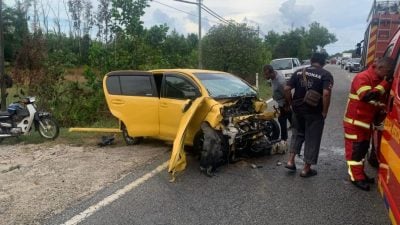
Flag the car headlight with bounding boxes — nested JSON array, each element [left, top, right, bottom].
[[285, 73, 292, 78]]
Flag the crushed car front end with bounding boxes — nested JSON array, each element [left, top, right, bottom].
[[186, 72, 281, 176]]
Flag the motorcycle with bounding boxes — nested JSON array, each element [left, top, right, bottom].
[[0, 95, 59, 143]]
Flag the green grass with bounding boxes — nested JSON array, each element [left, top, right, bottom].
[[257, 76, 272, 100]]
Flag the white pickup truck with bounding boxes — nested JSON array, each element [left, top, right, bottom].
[[270, 57, 304, 80]]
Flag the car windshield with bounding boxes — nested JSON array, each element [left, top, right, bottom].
[[270, 59, 292, 70], [351, 58, 361, 63], [195, 73, 257, 98]]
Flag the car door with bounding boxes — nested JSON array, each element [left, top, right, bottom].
[[103, 71, 159, 137], [159, 73, 201, 139]]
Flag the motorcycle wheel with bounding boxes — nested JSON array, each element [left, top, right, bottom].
[[122, 124, 142, 145], [38, 117, 60, 140]]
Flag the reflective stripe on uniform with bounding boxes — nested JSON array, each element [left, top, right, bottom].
[[369, 100, 379, 106], [347, 160, 364, 181], [345, 133, 358, 140], [347, 160, 364, 166], [356, 86, 372, 95], [375, 85, 385, 94], [343, 116, 371, 129], [348, 93, 359, 100]]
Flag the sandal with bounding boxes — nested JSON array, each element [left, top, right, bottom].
[[300, 169, 317, 178]]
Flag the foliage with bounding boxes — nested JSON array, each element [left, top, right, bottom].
[[1, 1, 338, 128], [306, 22, 337, 52], [3, 2, 29, 62], [264, 22, 337, 61], [202, 23, 267, 83]]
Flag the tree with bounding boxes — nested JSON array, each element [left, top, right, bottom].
[[202, 23, 266, 82], [306, 22, 337, 52], [273, 29, 308, 59], [110, 0, 149, 37], [264, 30, 280, 52], [1, 0, 6, 110], [96, 0, 112, 43], [2, 1, 29, 62]]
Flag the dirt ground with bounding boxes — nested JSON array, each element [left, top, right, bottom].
[[0, 139, 170, 225]]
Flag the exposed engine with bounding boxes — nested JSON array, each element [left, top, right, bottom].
[[199, 97, 280, 176]]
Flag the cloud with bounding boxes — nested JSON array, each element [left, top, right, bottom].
[[152, 9, 176, 26], [186, 10, 211, 31], [279, 0, 314, 28]]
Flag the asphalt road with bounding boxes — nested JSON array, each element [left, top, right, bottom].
[[45, 64, 390, 225]]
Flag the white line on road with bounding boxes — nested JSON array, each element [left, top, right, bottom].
[[61, 161, 169, 225]]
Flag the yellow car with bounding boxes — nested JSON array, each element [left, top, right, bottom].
[[103, 69, 280, 175]]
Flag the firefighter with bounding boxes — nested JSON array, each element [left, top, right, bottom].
[[343, 57, 395, 191]]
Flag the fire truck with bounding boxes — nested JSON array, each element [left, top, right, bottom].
[[375, 28, 400, 225], [363, 1, 400, 225], [361, 0, 400, 68]]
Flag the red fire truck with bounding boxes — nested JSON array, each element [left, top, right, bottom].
[[375, 27, 400, 225], [360, 1, 400, 225], [361, 0, 400, 68]]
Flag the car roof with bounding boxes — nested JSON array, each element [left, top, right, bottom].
[[271, 58, 296, 61], [106, 69, 229, 76], [149, 69, 227, 74]]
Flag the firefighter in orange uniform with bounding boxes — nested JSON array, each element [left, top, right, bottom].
[[343, 57, 395, 191]]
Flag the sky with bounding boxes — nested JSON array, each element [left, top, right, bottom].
[[142, 0, 374, 55], [4, 0, 375, 55]]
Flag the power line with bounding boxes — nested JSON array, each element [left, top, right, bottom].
[[153, 0, 266, 37], [152, 0, 221, 25], [201, 4, 232, 25], [201, 3, 266, 37], [152, 0, 196, 17]]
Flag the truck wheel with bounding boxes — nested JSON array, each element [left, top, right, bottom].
[[122, 124, 142, 145]]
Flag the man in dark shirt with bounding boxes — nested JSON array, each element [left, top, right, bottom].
[[284, 53, 334, 177]]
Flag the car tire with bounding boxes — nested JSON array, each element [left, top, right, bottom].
[[349, 68, 352, 72], [122, 124, 142, 145]]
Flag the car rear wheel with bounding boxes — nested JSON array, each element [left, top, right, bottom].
[[122, 124, 142, 145]]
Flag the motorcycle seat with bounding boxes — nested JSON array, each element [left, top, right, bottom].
[[0, 111, 12, 116]]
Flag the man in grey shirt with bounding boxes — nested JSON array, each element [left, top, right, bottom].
[[263, 64, 292, 142]]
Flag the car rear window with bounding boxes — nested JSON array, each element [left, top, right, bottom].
[[106, 75, 154, 96]]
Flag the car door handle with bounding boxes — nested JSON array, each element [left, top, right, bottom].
[[111, 99, 124, 105], [160, 102, 168, 108]]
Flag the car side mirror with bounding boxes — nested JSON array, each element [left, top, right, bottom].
[[182, 99, 193, 113]]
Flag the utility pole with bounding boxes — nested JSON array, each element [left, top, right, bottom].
[[198, 0, 202, 69], [0, 0, 6, 110], [174, 0, 202, 68]]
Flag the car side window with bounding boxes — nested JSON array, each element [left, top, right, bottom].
[[106, 76, 122, 95], [292, 59, 297, 67], [294, 59, 300, 67], [163, 75, 199, 99], [106, 75, 154, 96]]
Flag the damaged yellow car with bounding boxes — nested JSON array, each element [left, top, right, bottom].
[[103, 69, 281, 176]]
